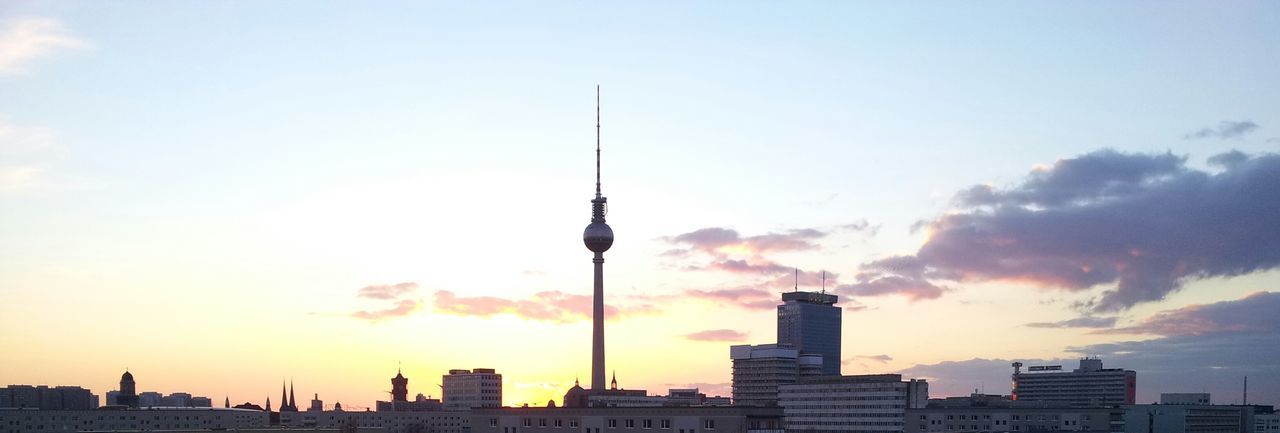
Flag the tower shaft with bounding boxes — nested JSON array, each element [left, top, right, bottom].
[[592, 253, 605, 390]]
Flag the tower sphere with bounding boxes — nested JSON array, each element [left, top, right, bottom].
[[584, 221, 613, 253]]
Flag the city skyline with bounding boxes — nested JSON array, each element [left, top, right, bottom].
[[2, 1, 1279, 410]]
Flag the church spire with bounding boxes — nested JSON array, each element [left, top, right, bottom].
[[288, 380, 296, 409]]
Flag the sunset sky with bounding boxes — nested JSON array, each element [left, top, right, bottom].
[[2, 2, 1278, 410]]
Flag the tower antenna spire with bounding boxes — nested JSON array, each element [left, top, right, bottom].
[[794, 269, 799, 292], [822, 271, 826, 294], [595, 85, 602, 198]]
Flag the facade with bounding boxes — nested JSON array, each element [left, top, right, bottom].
[[730, 344, 823, 407], [0, 407, 269, 432], [1010, 358, 1136, 406], [0, 386, 98, 410], [1163, 393, 1213, 405], [779, 374, 928, 433], [776, 291, 842, 376], [278, 409, 469, 433], [443, 368, 504, 410], [905, 404, 1120, 433], [470, 406, 784, 433], [1256, 412, 1279, 433], [1123, 404, 1255, 433]]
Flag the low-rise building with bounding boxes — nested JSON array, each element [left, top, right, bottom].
[[0, 386, 98, 410], [279, 409, 470, 433], [730, 344, 823, 407], [0, 407, 269, 432], [905, 395, 1120, 433], [779, 374, 927, 433], [1162, 393, 1212, 405], [471, 406, 785, 433], [444, 368, 504, 410], [1123, 404, 1255, 433]]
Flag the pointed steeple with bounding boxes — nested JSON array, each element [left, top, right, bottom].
[[289, 380, 296, 409], [224, 396, 230, 408], [610, 371, 618, 390], [266, 397, 272, 412], [280, 381, 287, 410]]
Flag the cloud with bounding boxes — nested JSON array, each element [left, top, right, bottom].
[[351, 299, 421, 322], [683, 329, 748, 342], [1025, 316, 1117, 329], [0, 17, 90, 74], [0, 166, 46, 193], [837, 255, 949, 301], [433, 290, 657, 323], [846, 149, 1280, 312], [845, 354, 893, 364], [685, 288, 777, 310], [904, 292, 1280, 404], [1183, 120, 1259, 140], [356, 282, 418, 300], [665, 227, 827, 262], [1098, 291, 1279, 336]]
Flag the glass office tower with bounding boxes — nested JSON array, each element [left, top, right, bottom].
[[776, 291, 841, 376]]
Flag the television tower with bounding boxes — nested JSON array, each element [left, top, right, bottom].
[[582, 85, 614, 391]]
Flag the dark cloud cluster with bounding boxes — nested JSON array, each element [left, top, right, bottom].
[[903, 292, 1280, 404], [1025, 316, 1117, 329], [1099, 291, 1279, 336], [1183, 120, 1259, 140], [433, 290, 658, 323], [839, 150, 1280, 312]]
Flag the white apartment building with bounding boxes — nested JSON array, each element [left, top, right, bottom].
[[778, 374, 928, 433], [443, 368, 503, 410]]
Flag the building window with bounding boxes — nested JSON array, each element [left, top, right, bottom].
[[490, 419, 498, 427], [570, 420, 579, 428], [643, 420, 652, 429], [540, 419, 547, 428], [703, 420, 715, 430], [660, 420, 671, 429], [608, 420, 617, 428], [626, 420, 635, 428]]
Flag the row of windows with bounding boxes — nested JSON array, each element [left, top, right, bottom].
[[503, 420, 708, 432]]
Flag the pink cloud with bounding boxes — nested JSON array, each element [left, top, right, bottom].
[[351, 299, 421, 322], [684, 329, 749, 342], [433, 290, 658, 323], [356, 282, 419, 300]]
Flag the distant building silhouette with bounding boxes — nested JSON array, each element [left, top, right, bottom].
[[0, 385, 98, 409], [278, 380, 299, 412], [116, 371, 138, 408], [377, 368, 443, 412], [310, 393, 324, 411]]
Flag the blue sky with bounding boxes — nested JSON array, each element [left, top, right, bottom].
[[2, 1, 1278, 407]]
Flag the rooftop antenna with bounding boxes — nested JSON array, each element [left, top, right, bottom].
[[794, 269, 799, 292], [1244, 376, 1248, 405], [821, 271, 826, 294]]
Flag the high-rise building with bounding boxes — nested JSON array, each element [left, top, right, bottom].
[[777, 291, 842, 376], [779, 374, 928, 433], [730, 344, 823, 407], [443, 368, 503, 410], [1011, 358, 1136, 406], [582, 86, 615, 392]]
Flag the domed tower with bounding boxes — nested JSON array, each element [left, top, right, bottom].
[[582, 86, 614, 391], [118, 370, 138, 408]]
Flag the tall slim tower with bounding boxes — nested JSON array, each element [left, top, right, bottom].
[[582, 86, 614, 391]]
